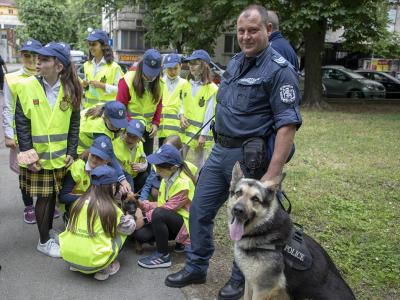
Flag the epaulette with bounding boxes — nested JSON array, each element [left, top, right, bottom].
[[272, 55, 288, 67]]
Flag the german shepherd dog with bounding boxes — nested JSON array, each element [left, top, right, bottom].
[[227, 162, 355, 300]]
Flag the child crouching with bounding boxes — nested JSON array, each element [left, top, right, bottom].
[[59, 165, 143, 280]]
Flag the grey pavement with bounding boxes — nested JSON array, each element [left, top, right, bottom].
[[0, 93, 186, 300]]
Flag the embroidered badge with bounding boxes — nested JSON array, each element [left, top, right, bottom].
[[33, 99, 39, 106], [83, 179, 88, 186], [279, 85, 296, 104], [157, 148, 162, 154], [118, 109, 124, 117], [150, 59, 157, 66], [59, 96, 71, 111], [101, 142, 107, 148], [199, 97, 205, 107], [27, 41, 32, 45], [136, 123, 141, 129], [100, 76, 107, 83], [167, 56, 171, 61]]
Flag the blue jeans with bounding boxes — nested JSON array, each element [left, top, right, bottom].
[[184, 143, 254, 283]]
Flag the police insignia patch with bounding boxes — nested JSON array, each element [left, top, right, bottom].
[[279, 85, 296, 104], [118, 109, 124, 117], [150, 60, 157, 66], [101, 142, 107, 148], [199, 97, 205, 107], [136, 123, 140, 129], [59, 96, 70, 111]]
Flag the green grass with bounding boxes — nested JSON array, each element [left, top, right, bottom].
[[213, 106, 400, 299]]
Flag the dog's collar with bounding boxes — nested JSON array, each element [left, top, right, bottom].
[[257, 244, 278, 250]]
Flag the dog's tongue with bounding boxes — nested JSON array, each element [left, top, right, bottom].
[[229, 218, 244, 241]]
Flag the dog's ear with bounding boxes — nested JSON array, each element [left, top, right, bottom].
[[230, 162, 244, 190], [261, 174, 281, 191]]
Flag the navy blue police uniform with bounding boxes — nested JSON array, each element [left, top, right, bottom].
[[269, 31, 299, 72], [183, 45, 302, 286]]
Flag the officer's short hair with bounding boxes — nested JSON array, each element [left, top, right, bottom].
[[239, 4, 269, 27], [267, 10, 279, 31]]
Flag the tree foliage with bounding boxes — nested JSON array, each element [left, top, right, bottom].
[[16, 0, 109, 49]]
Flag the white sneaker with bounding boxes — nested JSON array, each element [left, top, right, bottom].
[[49, 229, 61, 245], [37, 238, 61, 258], [94, 260, 120, 281]]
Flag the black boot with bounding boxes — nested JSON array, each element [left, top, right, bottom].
[[218, 278, 244, 300], [165, 268, 206, 288]]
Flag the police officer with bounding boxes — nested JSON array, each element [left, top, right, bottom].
[[267, 10, 299, 71], [165, 5, 302, 300]]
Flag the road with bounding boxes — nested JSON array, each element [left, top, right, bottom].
[[0, 91, 186, 300]]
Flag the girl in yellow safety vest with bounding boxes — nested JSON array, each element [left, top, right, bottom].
[[113, 119, 148, 193], [59, 165, 144, 281], [2, 38, 42, 224], [179, 50, 218, 169], [82, 29, 123, 108], [135, 144, 196, 269], [78, 101, 132, 194], [158, 53, 190, 145], [117, 49, 164, 156], [59, 135, 114, 223], [15, 42, 82, 258]]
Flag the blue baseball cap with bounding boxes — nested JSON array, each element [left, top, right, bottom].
[[126, 119, 145, 140], [104, 101, 128, 129], [20, 38, 42, 52], [163, 53, 181, 68], [142, 49, 162, 78], [185, 49, 211, 64], [147, 144, 183, 166], [90, 135, 114, 161], [33, 42, 71, 67], [91, 165, 118, 186], [86, 29, 109, 44]]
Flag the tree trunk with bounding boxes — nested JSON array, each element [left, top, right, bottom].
[[303, 19, 328, 109]]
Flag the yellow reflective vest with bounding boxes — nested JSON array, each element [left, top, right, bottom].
[[158, 170, 196, 233], [158, 77, 190, 138], [123, 71, 164, 132], [112, 137, 146, 178], [5, 70, 34, 140], [182, 82, 218, 148], [83, 61, 123, 108], [77, 109, 115, 155], [68, 159, 90, 195], [59, 199, 126, 274], [16, 76, 72, 169]]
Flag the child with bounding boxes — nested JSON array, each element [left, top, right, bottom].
[[179, 50, 218, 169], [113, 119, 148, 193], [59, 165, 143, 280], [136, 144, 196, 269], [59, 135, 114, 222]]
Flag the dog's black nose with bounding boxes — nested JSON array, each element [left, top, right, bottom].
[[233, 203, 246, 218]]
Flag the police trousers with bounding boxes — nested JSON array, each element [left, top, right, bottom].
[[185, 143, 259, 282]]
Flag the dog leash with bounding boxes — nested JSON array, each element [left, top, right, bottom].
[[183, 114, 215, 147], [277, 190, 292, 214]]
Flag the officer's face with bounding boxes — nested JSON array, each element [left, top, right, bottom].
[[36, 55, 63, 78], [237, 9, 270, 57], [166, 64, 181, 79], [88, 41, 102, 57], [21, 51, 38, 72]]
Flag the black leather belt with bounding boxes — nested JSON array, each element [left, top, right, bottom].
[[216, 134, 248, 148]]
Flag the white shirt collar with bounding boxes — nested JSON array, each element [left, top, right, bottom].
[[92, 56, 106, 67], [166, 169, 180, 186], [43, 78, 61, 90]]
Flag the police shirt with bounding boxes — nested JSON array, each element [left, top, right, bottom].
[[215, 46, 302, 138]]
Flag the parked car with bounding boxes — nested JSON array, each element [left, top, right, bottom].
[[355, 70, 400, 98], [321, 65, 385, 98], [299, 71, 327, 97]]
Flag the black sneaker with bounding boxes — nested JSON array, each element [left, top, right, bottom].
[[174, 243, 185, 253]]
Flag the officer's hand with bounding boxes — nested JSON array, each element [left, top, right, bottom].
[[5, 137, 17, 150], [65, 155, 74, 167], [120, 179, 132, 194], [134, 208, 145, 230], [131, 163, 142, 172], [149, 124, 158, 138], [198, 135, 206, 147], [180, 115, 189, 129]]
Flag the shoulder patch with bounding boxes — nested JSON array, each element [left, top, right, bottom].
[[272, 55, 288, 67], [279, 85, 296, 103]]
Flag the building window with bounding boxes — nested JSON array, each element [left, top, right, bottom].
[[9, 9, 13, 14], [136, 19, 143, 27], [3, 24, 16, 29], [224, 34, 239, 54], [121, 30, 146, 50]]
